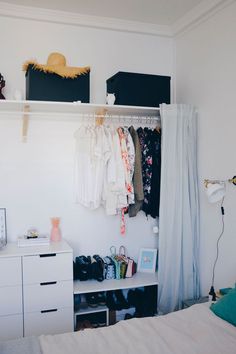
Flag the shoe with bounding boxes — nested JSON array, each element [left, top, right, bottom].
[[91, 321, 99, 328], [92, 255, 104, 282], [83, 320, 93, 329], [127, 289, 136, 307], [86, 293, 98, 307], [97, 320, 106, 327], [74, 256, 91, 281], [97, 292, 106, 306], [124, 313, 133, 320], [76, 321, 84, 331], [127, 289, 144, 316], [134, 289, 145, 316], [114, 290, 129, 310], [106, 291, 117, 310]]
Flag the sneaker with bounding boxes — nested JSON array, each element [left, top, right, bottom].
[[86, 293, 98, 307]]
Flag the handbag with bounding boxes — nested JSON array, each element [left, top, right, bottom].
[[118, 246, 128, 279], [110, 246, 121, 280], [125, 258, 137, 278], [103, 256, 116, 280], [118, 245, 137, 278]]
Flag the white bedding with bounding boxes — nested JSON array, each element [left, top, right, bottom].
[[40, 304, 236, 354]]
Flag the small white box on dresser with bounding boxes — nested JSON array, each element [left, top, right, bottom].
[[0, 240, 74, 340]]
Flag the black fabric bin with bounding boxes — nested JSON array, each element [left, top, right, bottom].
[[106, 71, 171, 107], [25, 64, 90, 102]]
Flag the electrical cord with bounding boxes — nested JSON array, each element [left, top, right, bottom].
[[209, 197, 225, 301]]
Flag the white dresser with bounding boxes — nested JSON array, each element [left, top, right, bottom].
[[0, 240, 73, 340]]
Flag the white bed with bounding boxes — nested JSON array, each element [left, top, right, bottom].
[[1, 303, 236, 354]]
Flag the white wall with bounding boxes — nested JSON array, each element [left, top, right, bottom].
[[0, 15, 174, 259], [176, 3, 236, 294]]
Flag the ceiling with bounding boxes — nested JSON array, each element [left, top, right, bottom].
[[2, 0, 204, 25]]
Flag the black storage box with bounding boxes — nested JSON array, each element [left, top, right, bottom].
[[107, 71, 171, 107], [25, 64, 90, 102]]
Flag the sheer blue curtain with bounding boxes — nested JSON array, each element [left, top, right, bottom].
[[158, 104, 200, 314]]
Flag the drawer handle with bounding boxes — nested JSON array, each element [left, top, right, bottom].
[[39, 253, 56, 258], [40, 281, 57, 286], [41, 309, 58, 313]]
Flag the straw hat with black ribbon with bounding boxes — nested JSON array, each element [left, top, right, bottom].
[[23, 52, 90, 79]]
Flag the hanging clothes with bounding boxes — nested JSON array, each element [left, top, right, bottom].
[[74, 125, 111, 210], [92, 125, 111, 209], [123, 127, 135, 205], [74, 121, 161, 235], [102, 127, 127, 215], [149, 129, 161, 218], [117, 127, 133, 200], [128, 126, 144, 217], [137, 127, 153, 216]]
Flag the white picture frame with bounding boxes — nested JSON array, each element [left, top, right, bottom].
[[0, 208, 7, 247], [137, 248, 157, 273]]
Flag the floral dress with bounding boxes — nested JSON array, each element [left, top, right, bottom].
[[137, 127, 153, 216], [117, 127, 134, 234], [123, 127, 135, 205]]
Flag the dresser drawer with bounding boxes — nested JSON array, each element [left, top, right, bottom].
[[24, 280, 73, 312], [0, 314, 23, 340], [0, 285, 22, 316], [23, 252, 73, 284], [0, 257, 21, 286], [24, 307, 73, 336]]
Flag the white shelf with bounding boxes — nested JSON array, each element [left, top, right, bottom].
[[0, 100, 160, 120], [73, 272, 158, 294], [74, 304, 108, 316]]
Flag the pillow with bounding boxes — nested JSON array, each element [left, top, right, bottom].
[[210, 288, 236, 326]]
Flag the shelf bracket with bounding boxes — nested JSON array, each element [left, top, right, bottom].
[[95, 108, 107, 126], [22, 104, 30, 143]]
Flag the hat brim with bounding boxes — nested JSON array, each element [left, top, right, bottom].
[[23, 61, 90, 78]]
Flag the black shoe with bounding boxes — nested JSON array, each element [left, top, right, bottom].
[[86, 293, 98, 307], [91, 255, 104, 282], [106, 291, 117, 310], [127, 289, 136, 307], [97, 292, 106, 306], [124, 313, 133, 320], [114, 289, 129, 310], [134, 289, 145, 316], [74, 256, 91, 281]]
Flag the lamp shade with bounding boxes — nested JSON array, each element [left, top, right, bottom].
[[205, 182, 226, 203]]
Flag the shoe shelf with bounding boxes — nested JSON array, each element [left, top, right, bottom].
[[73, 272, 158, 295], [73, 273, 158, 329], [74, 303, 109, 328]]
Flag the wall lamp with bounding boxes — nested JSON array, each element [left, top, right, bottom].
[[204, 176, 236, 301], [204, 176, 236, 203]]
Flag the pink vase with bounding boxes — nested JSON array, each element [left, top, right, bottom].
[[50, 217, 62, 242]]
